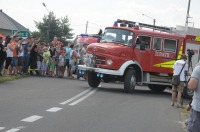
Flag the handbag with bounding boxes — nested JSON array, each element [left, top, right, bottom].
[[172, 63, 186, 86]]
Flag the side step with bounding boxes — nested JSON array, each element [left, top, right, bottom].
[[143, 73, 172, 86]]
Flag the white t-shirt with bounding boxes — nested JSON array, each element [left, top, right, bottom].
[[80, 47, 86, 61], [6, 43, 13, 57], [191, 66, 200, 112], [18, 45, 24, 57], [173, 59, 188, 81]]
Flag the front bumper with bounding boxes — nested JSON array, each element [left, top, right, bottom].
[[78, 65, 123, 76]]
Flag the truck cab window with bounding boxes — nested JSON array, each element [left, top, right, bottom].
[[101, 29, 134, 46], [163, 39, 177, 52], [153, 37, 162, 50], [135, 36, 151, 49]]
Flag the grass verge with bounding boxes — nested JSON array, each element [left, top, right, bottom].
[[179, 105, 190, 131], [0, 74, 29, 83]]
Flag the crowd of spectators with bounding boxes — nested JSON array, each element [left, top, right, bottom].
[[0, 34, 88, 79]]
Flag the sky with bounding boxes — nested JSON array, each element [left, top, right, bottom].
[[1, 0, 199, 38]]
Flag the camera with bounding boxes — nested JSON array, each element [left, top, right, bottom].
[[187, 49, 194, 56], [187, 49, 194, 61]]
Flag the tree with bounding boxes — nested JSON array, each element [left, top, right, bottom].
[[34, 12, 74, 44]]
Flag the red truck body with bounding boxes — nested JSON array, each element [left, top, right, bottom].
[[78, 19, 200, 98]]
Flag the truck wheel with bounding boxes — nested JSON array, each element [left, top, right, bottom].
[[183, 86, 193, 99], [148, 84, 166, 92], [124, 69, 136, 93], [88, 71, 101, 88]]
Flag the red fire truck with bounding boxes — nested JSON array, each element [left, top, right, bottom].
[[78, 19, 200, 98], [75, 33, 102, 49]]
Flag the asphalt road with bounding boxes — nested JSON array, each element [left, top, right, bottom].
[[0, 76, 185, 132]]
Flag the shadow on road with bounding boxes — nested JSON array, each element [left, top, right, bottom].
[[97, 85, 171, 99]]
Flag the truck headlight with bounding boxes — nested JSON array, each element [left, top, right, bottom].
[[107, 59, 113, 65]]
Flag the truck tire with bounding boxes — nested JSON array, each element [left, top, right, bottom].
[[148, 84, 166, 92], [183, 86, 193, 99], [124, 69, 136, 93], [88, 71, 101, 88]]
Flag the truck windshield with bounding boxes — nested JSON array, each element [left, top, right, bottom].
[[101, 28, 134, 46]]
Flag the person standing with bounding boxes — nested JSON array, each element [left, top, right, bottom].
[[80, 43, 87, 65], [17, 38, 24, 74], [4, 37, 15, 76], [0, 37, 7, 76], [10, 36, 18, 75], [29, 38, 39, 75], [171, 54, 188, 108], [41, 46, 50, 76], [57, 50, 65, 78], [78, 43, 88, 79], [65, 43, 72, 77], [186, 62, 200, 132], [23, 37, 30, 74], [69, 45, 79, 78]]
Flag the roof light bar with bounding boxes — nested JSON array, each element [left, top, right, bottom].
[[117, 19, 172, 32]]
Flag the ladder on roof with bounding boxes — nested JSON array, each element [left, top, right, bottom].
[[117, 19, 173, 33]]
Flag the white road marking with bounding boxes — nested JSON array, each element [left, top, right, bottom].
[[46, 107, 63, 112], [60, 88, 93, 105], [5, 126, 25, 132], [0, 127, 5, 131], [21, 115, 43, 122], [5, 129, 20, 132], [69, 88, 98, 106]]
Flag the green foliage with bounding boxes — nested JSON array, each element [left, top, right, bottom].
[[34, 12, 74, 44]]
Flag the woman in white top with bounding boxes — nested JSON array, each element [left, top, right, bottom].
[[4, 37, 16, 75], [17, 38, 24, 74]]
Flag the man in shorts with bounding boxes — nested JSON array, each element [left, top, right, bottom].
[[171, 54, 188, 108]]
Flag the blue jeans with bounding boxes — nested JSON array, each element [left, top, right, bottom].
[[11, 57, 18, 67], [187, 108, 200, 132], [23, 55, 30, 73]]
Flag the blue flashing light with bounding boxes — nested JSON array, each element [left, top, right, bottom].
[[113, 21, 118, 27], [79, 70, 82, 74], [97, 73, 100, 77], [100, 74, 104, 78], [82, 71, 85, 74], [80, 34, 89, 37]]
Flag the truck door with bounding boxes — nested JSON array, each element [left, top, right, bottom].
[[151, 38, 178, 73], [134, 35, 152, 71]]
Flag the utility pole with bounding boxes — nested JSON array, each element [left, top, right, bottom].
[[185, 0, 191, 26], [85, 21, 88, 34], [142, 14, 156, 31]]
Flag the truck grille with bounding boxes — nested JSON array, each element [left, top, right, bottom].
[[96, 55, 106, 65]]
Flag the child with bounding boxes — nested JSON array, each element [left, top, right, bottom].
[[57, 50, 65, 78], [41, 46, 50, 76], [49, 57, 56, 77]]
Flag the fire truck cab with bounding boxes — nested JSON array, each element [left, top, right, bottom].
[[75, 33, 101, 50], [78, 19, 200, 98]]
